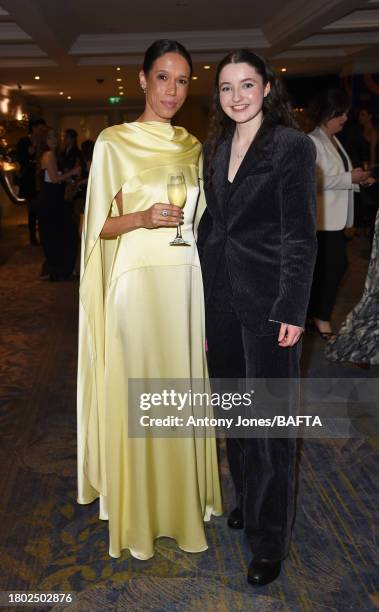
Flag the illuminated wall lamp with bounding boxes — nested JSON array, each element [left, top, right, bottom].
[[0, 97, 10, 114]]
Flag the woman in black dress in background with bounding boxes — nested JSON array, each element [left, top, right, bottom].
[[37, 129, 80, 280]]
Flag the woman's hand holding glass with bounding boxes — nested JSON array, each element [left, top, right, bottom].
[[351, 167, 370, 184], [167, 171, 190, 246], [132, 171, 189, 238], [357, 166, 378, 188], [141, 202, 183, 229], [360, 176, 377, 188]]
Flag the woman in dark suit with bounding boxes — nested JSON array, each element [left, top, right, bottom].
[[198, 49, 317, 586]]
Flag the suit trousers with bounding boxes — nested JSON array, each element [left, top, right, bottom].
[[308, 230, 347, 321], [206, 309, 300, 561]]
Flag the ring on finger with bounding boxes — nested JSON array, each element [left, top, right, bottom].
[[162, 209, 169, 217]]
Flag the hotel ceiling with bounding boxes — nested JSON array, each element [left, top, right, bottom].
[[0, 0, 378, 107]]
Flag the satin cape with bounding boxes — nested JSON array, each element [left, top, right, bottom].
[[77, 121, 222, 559]]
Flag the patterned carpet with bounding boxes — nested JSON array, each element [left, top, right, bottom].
[[0, 218, 378, 611]]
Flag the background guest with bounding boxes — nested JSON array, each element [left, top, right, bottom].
[[307, 89, 370, 339], [59, 128, 85, 173], [325, 206, 379, 366], [73, 138, 94, 233], [357, 108, 378, 168], [58, 129, 85, 204], [357, 109, 379, 244], [341, 108, 379, 237], [16, 118, 46, 245], [37, 128, 80, 281]]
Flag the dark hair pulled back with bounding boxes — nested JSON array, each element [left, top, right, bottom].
[[143, 39, 193, 76]]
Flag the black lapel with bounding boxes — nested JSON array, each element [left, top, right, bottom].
[[229, 125, 276, 198], [209, 134, 232, 215]]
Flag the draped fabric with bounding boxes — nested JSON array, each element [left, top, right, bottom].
[[77, 121, 222, 559], [325, 209, 379, 365]]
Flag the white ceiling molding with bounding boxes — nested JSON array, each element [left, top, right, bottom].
[[324, 9, 379, 29], [77, 51, 230, 66], [184, 52, 230, 62], [340, 58, 379, 74], [78, 54, 144, 66], [263, 0, 366, 52], [273, 48, 348, 58], [0, 0, 76, 66], [0, 0, 378, 105], [294, 31, 379, 46], [0, 44, 47, 57], [0, 22, 31, 40], [0, 58, 57, 68], [70, 29, 269, 55], [351, 58, 379, 71]]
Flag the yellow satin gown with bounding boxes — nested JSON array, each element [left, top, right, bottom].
[[77, 121, 222, 559]]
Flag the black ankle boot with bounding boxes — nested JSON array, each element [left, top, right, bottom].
[[227, 507, 244, 530], [247, 558, 281, 586]]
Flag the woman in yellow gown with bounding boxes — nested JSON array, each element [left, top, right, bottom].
[[77, 40, 222, 559]]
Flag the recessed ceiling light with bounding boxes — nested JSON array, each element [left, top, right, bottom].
[[192, 76, 198, 80], [116, 66, 121, 71], [116, 78, 122, 82], [67, 95, 71, 100], [203, 65, 210, 70], [34, 75, 40, 80], [59, 91, 64, 95], [281, 67, 287, 72]]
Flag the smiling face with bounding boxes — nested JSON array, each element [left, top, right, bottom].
[[139, 52, 191, 122], [218, 62, 270, 127]]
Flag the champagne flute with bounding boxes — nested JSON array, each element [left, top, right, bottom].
[[167, 171, 190, 246]]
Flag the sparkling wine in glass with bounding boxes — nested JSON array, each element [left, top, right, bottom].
[[167, 171, 190, 246]]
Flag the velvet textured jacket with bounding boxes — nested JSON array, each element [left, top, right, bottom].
[[197, 125, 318, 334]]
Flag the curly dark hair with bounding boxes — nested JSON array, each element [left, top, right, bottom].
[[207, 49, 297, 176]]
